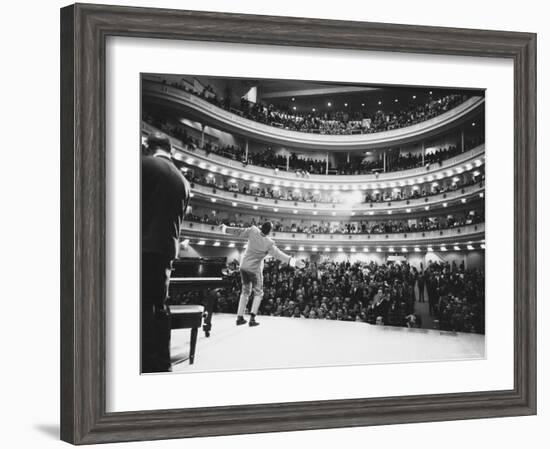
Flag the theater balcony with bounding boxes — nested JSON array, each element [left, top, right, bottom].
[[179, 221, 485, 250], [143, 79, 484, 151], [144, 121, 485, 188], [188, 179, 484, 216]]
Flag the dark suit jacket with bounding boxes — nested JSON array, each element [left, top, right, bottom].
[[142, 154, 190, 260]]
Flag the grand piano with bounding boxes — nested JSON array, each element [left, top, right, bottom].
[[168, 257, 230, 341]]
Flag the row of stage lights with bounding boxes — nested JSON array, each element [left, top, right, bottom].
[[192, 194, 483, 215], [182, 157, 484, 192], [182, 238, 485, 252]]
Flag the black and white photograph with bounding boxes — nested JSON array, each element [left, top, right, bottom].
[[140, 74, 486, 374]]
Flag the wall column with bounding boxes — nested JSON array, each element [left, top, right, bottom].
[[326, 152, 329, 175], [244, 139, 249, 161], [461, 130, 465, 152], [383, 150, 387, 172], [200, 124, 205, 148], [286, 153, 290, 171]]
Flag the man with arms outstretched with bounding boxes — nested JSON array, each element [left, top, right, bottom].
[[220, 221, 305, 326]]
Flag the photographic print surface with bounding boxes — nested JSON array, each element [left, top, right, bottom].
[[140, 73, 485, 374]]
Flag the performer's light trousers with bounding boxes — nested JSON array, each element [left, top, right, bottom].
[[238, 269, 263, 316]]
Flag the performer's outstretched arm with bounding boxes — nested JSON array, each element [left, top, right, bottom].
[[268, 244, 306, 268], [219, 224, 252, 238]]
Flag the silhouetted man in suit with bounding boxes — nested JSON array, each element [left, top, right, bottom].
[[141, 132, 190, 373]]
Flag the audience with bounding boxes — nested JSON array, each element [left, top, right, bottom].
[[187, 170, 484, 205], [184, 210, 484, 235], [170, 259, 484, 334], [161, 78, 469, 136]]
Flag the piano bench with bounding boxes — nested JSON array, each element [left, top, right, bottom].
[[170, 305, 204, 365]]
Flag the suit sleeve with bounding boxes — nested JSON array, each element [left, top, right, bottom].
[[268, 243, 292, 264], [224, 225, 253, 238]]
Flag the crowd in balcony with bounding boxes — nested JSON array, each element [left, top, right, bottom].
[[142, 110, 483, 176], [160, 77, 470, 136], [183, 210, 484, 235], [187, 169, 484, 205], [169, 259, 484, 333]]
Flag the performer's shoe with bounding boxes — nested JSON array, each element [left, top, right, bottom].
[[236, 316, 247, 326], [248, 318, 260, 327]]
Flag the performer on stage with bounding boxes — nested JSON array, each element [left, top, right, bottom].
[[220, 221, 305, 326], [141, 132, 190, 373]]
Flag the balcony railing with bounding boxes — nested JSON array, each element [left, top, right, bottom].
[[189, 181, 484, 214], [143, 79, 484, 151], [180, 221, 485, 246], [143, 122, 485, 188]]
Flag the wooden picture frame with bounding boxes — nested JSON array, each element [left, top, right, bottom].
[[60, 3, 536, 444]]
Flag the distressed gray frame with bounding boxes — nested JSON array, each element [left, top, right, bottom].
[[60, 3, 536, 444]]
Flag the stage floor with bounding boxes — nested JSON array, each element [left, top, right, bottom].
[[171, 313, 485, 373]]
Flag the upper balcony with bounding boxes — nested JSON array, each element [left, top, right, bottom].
[[180, 221, 485, 248], [189, 179, 484, 216], [142, 79, 484, 151], [143, 122, 485, 187]]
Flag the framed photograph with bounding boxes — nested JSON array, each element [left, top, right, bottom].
[[60, 3, 536, 444]]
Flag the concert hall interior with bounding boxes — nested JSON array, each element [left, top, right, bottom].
[[141, 73, 486, 372]]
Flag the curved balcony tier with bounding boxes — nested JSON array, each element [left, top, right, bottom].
[[189, 181, 484, 217], [144, 121, 485, 187], [180, 221, 485, 248], [143, 80, 484, 151]]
